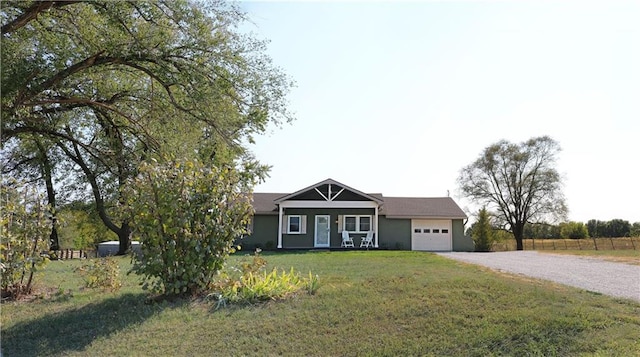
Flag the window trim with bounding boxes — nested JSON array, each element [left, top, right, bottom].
[[288, 215, 302, 234], [343, 215, 373, 233]]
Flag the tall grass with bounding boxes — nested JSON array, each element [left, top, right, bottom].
[[494, 237, 639, 251], [2, 251, 639, 356]]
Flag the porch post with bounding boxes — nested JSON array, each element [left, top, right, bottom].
[[277, 205, 283, 248], [374, 205, 379, 248]]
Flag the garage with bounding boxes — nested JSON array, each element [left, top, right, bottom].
[[411, 219, 452, 251]]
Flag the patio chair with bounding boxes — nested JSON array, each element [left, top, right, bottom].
[[341, 230, 354, 248], [360, 231, 374, 248]]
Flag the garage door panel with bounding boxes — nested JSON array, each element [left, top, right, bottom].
[[411, 219, 452, 251]]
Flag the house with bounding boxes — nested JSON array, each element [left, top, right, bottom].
[[242, 179, 474, 251]]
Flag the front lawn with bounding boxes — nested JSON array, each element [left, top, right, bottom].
[[2, 251, 639, 356]]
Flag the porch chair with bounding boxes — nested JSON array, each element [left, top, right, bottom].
[[360, 231, 374, 248], [341, 230, 354, 248]]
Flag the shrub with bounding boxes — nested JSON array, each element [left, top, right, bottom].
[[210, 250, 319, 307], [559, 221, 589, 239], [75, 257, 122, 292], [1, 182, 50, 300], [124, 159, 255, 296], [472, 207, 494, 252]]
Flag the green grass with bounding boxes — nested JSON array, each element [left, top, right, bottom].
[[2, 251, 639, 356]]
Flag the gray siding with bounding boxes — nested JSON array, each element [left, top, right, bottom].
[[452, 219, 474, 251], [377, 216, 411, 250], [241, 215, 278, 250], [243, 213, 473, 251]]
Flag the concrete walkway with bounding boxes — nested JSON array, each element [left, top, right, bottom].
[[437, 251, 640, 302]]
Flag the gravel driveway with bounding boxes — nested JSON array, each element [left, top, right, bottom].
[[437, 251, 640, 302]]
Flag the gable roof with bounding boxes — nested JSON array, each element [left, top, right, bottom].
[[273, 178, 383, 204], [252, 190, 467, 219]]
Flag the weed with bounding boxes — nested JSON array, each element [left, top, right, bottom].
[[75, 257, 122, 292]]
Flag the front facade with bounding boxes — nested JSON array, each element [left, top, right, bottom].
[[243, 179, 474, 252]]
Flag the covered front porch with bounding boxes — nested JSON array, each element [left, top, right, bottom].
[[275, 179, 383, 249]]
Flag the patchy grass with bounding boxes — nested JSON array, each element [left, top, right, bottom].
[[2, 251, 639, 356], [540, 250, 640, 265]]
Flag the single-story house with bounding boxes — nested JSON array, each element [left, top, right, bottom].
[[242, 179, 474, 251]]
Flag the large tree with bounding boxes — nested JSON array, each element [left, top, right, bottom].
[[458, 136, 567, 250], [1, 1, 292, 254]]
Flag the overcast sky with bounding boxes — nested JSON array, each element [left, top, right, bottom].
[[239, 1, 639, 224]]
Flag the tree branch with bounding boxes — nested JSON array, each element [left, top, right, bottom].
[[1, 1, 81, 35]]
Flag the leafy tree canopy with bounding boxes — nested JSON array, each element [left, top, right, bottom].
[[1, 0, 293, 253], [458, 136, 567, 250]]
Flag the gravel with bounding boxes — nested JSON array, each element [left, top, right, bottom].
[[437, 251, 640, 302]]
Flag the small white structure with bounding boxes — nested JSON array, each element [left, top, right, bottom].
[[97, 240, 141, 257]]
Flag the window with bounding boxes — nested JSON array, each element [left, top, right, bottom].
[[343, 215, 373, 233], [345, 216, 357, 232], [414, 228, 422, 233], [359, 216, 371, 232], [288, 215, 301, 234], [433, 229, 440, 233], [442, 229, 449, 233], [423, 229, 430, 233]]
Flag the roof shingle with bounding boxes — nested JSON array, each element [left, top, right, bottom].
[[251, 193, 466, 219]]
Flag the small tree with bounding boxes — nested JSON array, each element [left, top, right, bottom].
[[631, 222, 640, 237], [124, 159, 255, 296], [559, 221, 588, 239], [472, 208, 494, 252], [1, 181, 50, 300]]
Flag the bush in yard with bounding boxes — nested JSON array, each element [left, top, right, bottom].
[[1, 181, 50, 300], [76, 257, 122, 292], [210, 250, 320, 307], [472, 207, 495, 252], [124, 159, 255, 296]]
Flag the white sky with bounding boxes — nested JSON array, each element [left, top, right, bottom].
[[239, 1, 640, 224]]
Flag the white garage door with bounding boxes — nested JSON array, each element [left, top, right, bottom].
[[411, 219, 452, 251]]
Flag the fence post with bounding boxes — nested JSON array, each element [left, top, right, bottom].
[[577, 239, 581, 250], [563, 239, 567, 250], [630, 237, 637, 250], [610, 238, 615, 250], [592, 237, 598, 251]]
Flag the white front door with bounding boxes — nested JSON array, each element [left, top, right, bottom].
[[315, 215, 330, 247]]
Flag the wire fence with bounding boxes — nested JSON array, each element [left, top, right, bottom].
[[50, 249, 97, 260], [492, 237, 639, 251]]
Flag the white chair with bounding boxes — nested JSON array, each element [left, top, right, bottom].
[[360, 231, 374, 248], [341, 230, 354, 248]]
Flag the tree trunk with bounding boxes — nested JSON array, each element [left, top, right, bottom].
[[43, 168, 59, 250], [117, 221, 131, 255], [36, 140, 60, 250], [513, 223, 525, 251], [58, 139, 130, 254]]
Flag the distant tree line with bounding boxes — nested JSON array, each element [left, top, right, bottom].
[[521, 219, 639, 239], [467, 218, 639, 241]]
